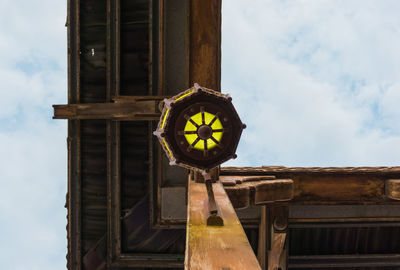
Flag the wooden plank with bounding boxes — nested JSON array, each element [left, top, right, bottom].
[[53, 100, 160, 120], [185, 180, 261, 270], [386, 179, 400, 200], [289, 254, 400, 268], [189, 0, 221, 90], [221, 174, 400, 206], [221, 176, 294, 209], [293, 175, 384, 203], [221, 166, 400, 174]]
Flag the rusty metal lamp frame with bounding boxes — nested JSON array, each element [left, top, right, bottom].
[[153, 83, 245, 225]]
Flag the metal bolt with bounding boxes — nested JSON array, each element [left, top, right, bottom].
[[273, 216, 287, 231]]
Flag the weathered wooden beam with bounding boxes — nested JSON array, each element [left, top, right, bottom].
[[53, 97, 166, 120], [267, 206, 288, 270], [66, 0, 82, 268], [289, 254, 400, 268], [189, 0, 221, 90], [221, 176, 294, 209], [257, 206, 268, 269], [220, 167, 400, 206], [185, 179, 261, 270], [386, 179, 400, 200], [257, 206, 288, 270]]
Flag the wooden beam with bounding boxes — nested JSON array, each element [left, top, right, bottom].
[[289, 254, 400, 268], [185, 179, 261, 270], [53, 97, 164, 120], [220, 169, 400, 206], [221, 176, 294, 209], [189, 0, 221, 90], [67, 0, 82, 268], [386, 179, 400, 200]]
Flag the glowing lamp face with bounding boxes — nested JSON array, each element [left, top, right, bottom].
[[154, 84, 245, 172], [183, 110, 223, 151]]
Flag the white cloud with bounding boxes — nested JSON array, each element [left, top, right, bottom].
[[0, 0, 67, 269], [1, 0, 400, 268], [222, 0, 400, 166]]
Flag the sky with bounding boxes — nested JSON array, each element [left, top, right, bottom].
[[0, 0, 399, 269], [0, 0, 68, 269], [223, 0, 400, 167]]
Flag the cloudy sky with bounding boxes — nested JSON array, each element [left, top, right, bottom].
[[0, 0, 399, 269], [0, 0, 67, 269], [223, 0, 400, 167]]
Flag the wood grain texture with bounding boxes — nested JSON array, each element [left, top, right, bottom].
[[220, 168, 400, 205], [189, 0, 221, 90], [53, 100, 160, 120], [386, 179, 400, 200], [268, 232, 286, 270], [221, 176, 294, 209], [222, 166, 400, 174], [185, 180, 261, 270], [257, 206, 268, 269], [293, 175, 384, 203]]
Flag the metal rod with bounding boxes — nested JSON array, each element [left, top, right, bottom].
[[205, 177, 217, 215], [203, 172, 223, 226]]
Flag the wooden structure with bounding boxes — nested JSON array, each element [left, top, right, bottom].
[[55, 0, 400, 269]]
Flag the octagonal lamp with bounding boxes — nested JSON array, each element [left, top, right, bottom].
[[153, 83, 245, 173]]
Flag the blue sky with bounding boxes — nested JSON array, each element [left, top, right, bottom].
[[0, 0, 399, 269], [223, 0, 400, 167], [0, 0, 67, 269]]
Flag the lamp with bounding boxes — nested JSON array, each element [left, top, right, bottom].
[[154, 83, 245, 225]]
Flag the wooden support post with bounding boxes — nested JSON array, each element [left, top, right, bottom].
[[257, 205, 269, 269], [185, 178, 261, 270], [257, 206, 288, 270]]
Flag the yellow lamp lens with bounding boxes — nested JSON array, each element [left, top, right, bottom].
[[183, 111, 223, 151]]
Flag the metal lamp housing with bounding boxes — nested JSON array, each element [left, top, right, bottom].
[[154, 84, 245, 172]]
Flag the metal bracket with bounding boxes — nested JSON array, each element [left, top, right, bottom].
[[203, 172, 224, 226]]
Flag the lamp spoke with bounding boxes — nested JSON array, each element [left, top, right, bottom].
[[184, 131, 197, 135], [210, 136, 219, 145], [203, 140, 208, 157], [200, 106, 205, 125], [184, 114, 200, 128], [208, 112, 220, 126], [191, 137, 200, 147], [212, 128, 226, 133]]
